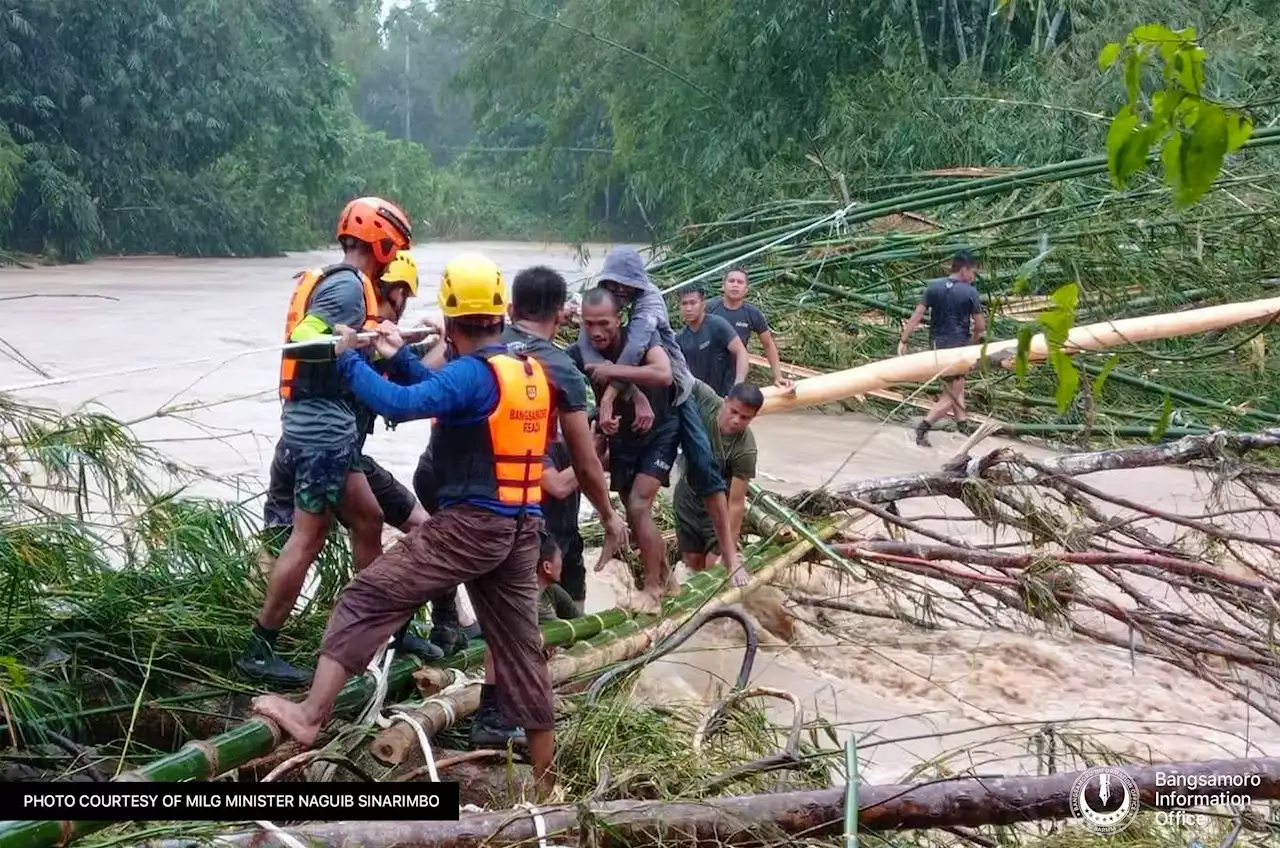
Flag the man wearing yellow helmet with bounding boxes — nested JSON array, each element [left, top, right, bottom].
[[251, 253, 561, 799]]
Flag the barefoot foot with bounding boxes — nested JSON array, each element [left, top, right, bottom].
[[251, 694, 321, 747], [728, 566, 750, 588]]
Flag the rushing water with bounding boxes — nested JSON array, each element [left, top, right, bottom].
[[2, 244, 1276, 783]]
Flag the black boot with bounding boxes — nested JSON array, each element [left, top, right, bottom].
[[469, 684, 526, 749], [235, 624, 313, 688], [915, 420, 932, 447], [393, 619, 444, 662], [428, 591, 469, 658]]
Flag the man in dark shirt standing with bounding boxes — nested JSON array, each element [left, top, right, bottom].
[[677, 286, 749, 397], [708, 268, 794, 391], [898, 249, 987, 446]]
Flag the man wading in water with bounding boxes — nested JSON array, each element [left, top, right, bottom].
[[898, 249, 987, 447], [239, 197, 414, 687], [252, 253, 560, 797]]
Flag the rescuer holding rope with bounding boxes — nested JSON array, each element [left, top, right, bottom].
[[237, 197, 414, 687], [251, 253, 560, 798]]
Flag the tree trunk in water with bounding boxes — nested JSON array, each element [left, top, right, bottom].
[[164, 756, 1280, 848], [785, 428, 1280, 510]]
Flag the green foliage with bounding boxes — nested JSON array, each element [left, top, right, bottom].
[[1100, 24, 1255, 206], [1014, 283, 1080, 413]]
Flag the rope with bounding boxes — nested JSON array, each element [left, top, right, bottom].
[[386, 711, 438, 782], [515, 801, 567, 848], [657, 204, 854, 298], [0, 328, 438, 395]]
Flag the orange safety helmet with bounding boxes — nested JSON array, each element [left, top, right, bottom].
[[336, 197, 412, 266]]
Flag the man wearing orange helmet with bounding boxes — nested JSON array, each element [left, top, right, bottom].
[[238, 197, 416, 688]]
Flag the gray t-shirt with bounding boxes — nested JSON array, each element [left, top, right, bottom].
[[677, 314, 738, 397], [707, 297, 769, 346], [280, 270, 370, 451], [922, 277, 983, 345]]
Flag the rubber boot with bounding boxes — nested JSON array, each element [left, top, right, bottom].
[[469, 684, 526, 749], [235, 626, 313, 688], [915, 420, 932, 447], [393, 619, 444, 662]]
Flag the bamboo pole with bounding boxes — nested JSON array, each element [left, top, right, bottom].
[[163, 756, 1280, 848], [758, 296, 1280, 415], [0, 608, 630, 848]]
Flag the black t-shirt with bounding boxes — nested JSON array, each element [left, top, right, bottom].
[[677, 314, 738, 397], [707, 297, 770, 346], [502, 323, 590, 417], [922, 278, 983, 345]]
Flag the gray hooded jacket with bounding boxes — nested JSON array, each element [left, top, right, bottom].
[[575, 247, 694, 404]]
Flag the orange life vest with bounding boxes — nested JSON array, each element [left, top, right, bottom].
[[279, 264, 380, 402], [432, 348, 551, 508]]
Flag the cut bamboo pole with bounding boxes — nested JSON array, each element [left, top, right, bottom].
[[758, 296, 1280, 415], [163, 755, 1280, 848]]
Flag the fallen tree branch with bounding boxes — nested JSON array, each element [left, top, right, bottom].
[[165, 756, 1280, 848]]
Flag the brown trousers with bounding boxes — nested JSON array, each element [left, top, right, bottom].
[[320, 504, 554, 731]]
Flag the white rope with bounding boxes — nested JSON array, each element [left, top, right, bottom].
[[387, 710, 438, 782], [658, 203, 855, 297], [0, 328, 438, 395], [515, 801, 567, 848]]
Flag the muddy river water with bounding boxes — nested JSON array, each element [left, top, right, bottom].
[[2, 243, 1277, 784]]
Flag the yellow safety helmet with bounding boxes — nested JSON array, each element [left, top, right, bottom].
[[382, 251, 419, 297], [439, 253, 506, 318]]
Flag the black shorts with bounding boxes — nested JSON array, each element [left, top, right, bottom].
[[412, 444, 439, 514], [262, 440, 417, 536], [674, 492, 717, 556], [609, 420, 679, 495], [931, 337, 969, 382], [551, 529, 586, 603]]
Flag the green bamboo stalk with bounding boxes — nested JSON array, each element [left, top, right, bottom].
[[0, 529, 807, 848]]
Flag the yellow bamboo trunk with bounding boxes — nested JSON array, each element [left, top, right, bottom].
[[759, 296, 1280, 414]]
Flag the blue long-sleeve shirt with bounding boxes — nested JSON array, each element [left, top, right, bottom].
[[337, 344, 540, 518]]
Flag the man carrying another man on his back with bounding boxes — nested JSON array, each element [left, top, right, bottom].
[[576, 247, 747, 587], [898, 249, 986, 447], [677, 285, 749, 398], [708, 268, 794, 391], [571, 288, 679, 614], [675, 381, 762, 577]]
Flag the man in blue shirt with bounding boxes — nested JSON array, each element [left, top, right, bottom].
[[898, 249, 987, 446], [251, 253, 560, 799]]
